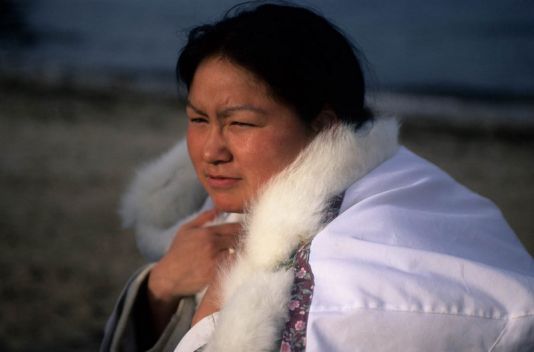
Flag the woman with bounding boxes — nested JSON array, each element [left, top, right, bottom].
[[102, 3, 534, 352]]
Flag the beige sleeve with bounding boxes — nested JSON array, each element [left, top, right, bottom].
[[101, 265, 196, 352]]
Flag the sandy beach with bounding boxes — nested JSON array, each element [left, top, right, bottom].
[[1, 77, 533, 351]]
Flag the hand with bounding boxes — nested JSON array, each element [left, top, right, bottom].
[[147, 209, 241, 334]]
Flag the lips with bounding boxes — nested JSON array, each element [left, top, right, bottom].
[[205, 174, 241, 189]]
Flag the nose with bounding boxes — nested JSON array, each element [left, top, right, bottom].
[[202, 125, 232, 164]]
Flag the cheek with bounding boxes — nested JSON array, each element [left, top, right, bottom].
[[236, 129, 309, 185], [186, 129, 203, 170], [263, 127, 310, 162]]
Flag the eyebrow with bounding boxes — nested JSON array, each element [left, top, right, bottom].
[[186, 100, 267, 119]]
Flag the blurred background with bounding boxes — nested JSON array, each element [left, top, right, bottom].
[[1, 0, 533, 350]]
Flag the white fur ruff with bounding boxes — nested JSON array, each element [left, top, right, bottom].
[[120, 139, 207, 259]]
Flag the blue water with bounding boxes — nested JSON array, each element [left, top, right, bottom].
[[2, 0, 534, 96]]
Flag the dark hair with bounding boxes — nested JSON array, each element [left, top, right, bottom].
[[177, 2, 372, 127]]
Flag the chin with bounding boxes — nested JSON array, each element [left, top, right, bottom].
[[211, 197, 245, 214]]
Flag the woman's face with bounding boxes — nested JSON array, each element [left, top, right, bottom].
[[186, 56, 313, 213]]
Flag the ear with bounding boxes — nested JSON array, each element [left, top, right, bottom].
[[311, 106, 339, 133]]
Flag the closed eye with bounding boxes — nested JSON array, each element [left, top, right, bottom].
[[189, 117, 208, 124], [230, 121, 255, 127]]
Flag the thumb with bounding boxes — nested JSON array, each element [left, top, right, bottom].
[[182, 209, 219, 229]]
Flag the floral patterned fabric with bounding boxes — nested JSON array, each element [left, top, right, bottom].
[[279, 194, 344, 352], [279, 241, 314, 352]]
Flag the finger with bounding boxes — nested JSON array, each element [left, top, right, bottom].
[[207, 222, 243, 237], [182, 209, 219, 229], [213, 231, 241, 251]]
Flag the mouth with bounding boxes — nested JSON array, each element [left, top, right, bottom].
[[205, 174, 242, 189]]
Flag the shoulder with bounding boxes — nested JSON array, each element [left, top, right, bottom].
[[320, 146, 531, 271], [307, 147, 534, 350]]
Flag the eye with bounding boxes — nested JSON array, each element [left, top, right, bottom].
[[230, 121, 255, 127], [189, 117, 208, 124]]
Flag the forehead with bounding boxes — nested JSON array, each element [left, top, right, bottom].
[[193, 57, 265, 90], [188, 56, 281, 109]]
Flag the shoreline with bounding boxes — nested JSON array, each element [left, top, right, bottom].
[[3, 73, 533, 126]]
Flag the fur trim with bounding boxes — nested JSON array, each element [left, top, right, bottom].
[[205, 270, 294, 352], [206, 119, 399, 351], [119, 139, 207, 259]]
